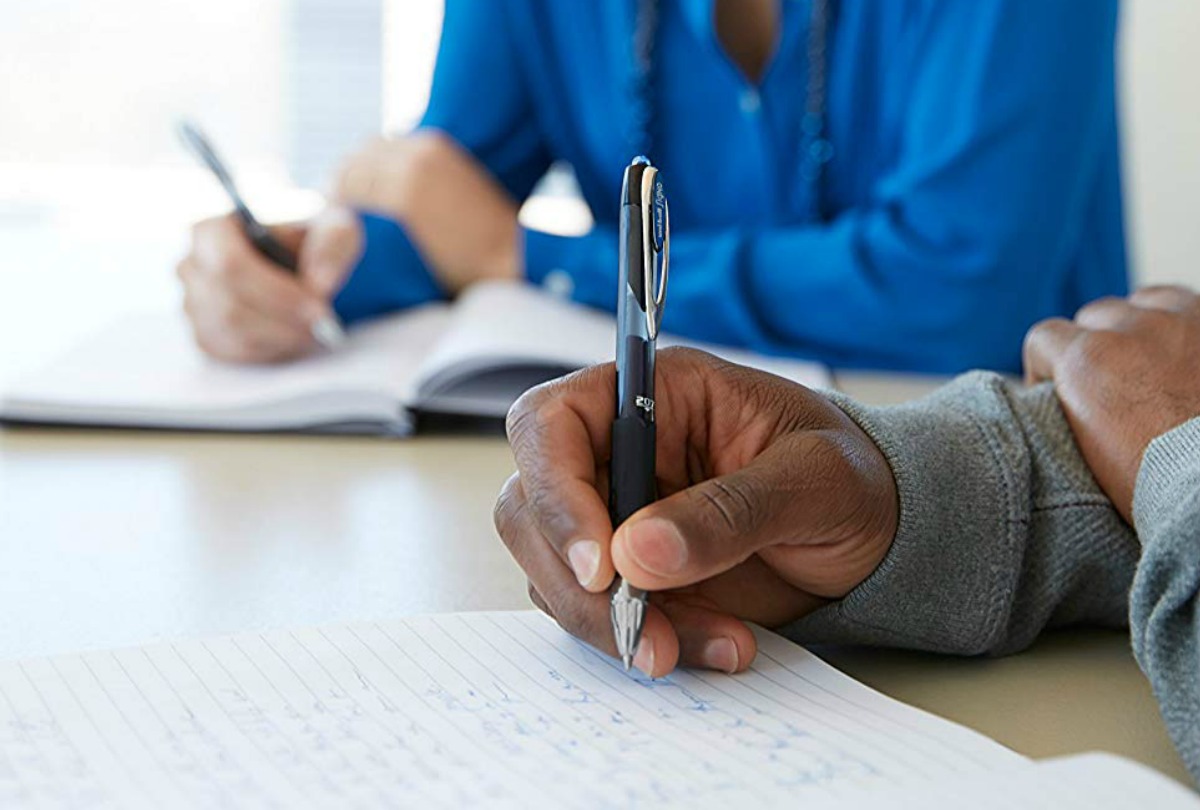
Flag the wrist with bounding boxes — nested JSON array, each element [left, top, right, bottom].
[[801, 375, 1030, 653], [481, 220, 521, 283]]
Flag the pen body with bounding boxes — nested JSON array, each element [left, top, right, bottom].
[[611, 176, 658, 528], [610, 157, 667, 668], [239, 208, 299, 272]]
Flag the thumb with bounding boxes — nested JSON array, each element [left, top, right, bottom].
[[611, 430, 886, 592], [299, 206, 364, 300]]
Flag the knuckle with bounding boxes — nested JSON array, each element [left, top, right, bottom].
[[1024, 316, 1064, 346], [659, 345, 708, 365], [1132, 283, 1194, 303], [1075, 296, 1131, 328], [189, 218, 212, 242], [505, 382, 556, 446], [1022, 318, 1065, 361], [661, 346, 729, 380], [548, 364, 617, 417], [401, 131, 457, 181], [408, 129, 452, 160], [492, 474, 528, 544], [694, 475, 760, 535], [1075, 295, 1124, 317], [1024, 318, 1091, 378], [191, 214, 231, 243]]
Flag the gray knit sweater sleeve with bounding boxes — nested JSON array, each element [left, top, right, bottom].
[[780, 371, 1141, 655], [1130, 418, 1200, 787]]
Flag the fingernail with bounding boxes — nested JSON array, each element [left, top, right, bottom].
[[632, 637, 656, 677], [625, 518, 687, 576], [566, 540, 601, 589], [310, 314, 346, 350], [702, 637, 739, 674]]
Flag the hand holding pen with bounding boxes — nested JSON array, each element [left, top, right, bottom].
[[496, 155, 896, 678], [176, 120, 354, 363], [497, 348, 896, 679]]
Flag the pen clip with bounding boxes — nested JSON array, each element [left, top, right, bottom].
[[640, 166, 669, 340], [176, 120, 247, 213]]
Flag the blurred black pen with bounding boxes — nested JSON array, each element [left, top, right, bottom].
[[610, 156, 669, 671], [176, 119, 345, 349]]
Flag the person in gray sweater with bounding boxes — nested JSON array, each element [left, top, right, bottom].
[[493, 285, 1200, 785]]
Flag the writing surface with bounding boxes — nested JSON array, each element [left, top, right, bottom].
[[0, 611, 1026, 809]]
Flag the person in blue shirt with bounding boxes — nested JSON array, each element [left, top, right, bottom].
[[179, 0, 1127, 373]]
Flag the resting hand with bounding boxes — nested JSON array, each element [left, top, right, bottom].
[[331, 130, 519, 293], [494, 348, 899, 678], [1024, 285, 1200, 522], [178, 207, 362, 363]]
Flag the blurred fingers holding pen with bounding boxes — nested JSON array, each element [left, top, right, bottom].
[[178, 207, 361, 364]]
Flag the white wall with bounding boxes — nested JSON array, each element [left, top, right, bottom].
[[1121, 0, 1200, 287]]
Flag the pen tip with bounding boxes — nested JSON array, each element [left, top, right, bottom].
[[622, 654, 633, 672]]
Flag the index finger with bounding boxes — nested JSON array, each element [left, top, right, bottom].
[[1022, 317, 1084, 385], [506, 364, 619, 593]]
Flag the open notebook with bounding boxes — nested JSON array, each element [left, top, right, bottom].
[[1, 611, 1194, 809], [0, 282, 830, 436]]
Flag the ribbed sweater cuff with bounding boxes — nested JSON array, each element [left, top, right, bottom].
[[1134, 417, 1200, 541], [781, 374, 1027, 653]]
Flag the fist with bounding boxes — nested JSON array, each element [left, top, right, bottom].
[[1024, 285, 1200, 523]]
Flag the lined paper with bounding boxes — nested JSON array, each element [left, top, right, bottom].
[[0, 611, 1025, 809]]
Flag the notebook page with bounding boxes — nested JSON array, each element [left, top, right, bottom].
[[0, 305, 450, 431], [0, 611, 1022, 809], [415, 281, 831, 399]]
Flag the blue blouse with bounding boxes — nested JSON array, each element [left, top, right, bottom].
[[335, 0, 1127, 373]]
